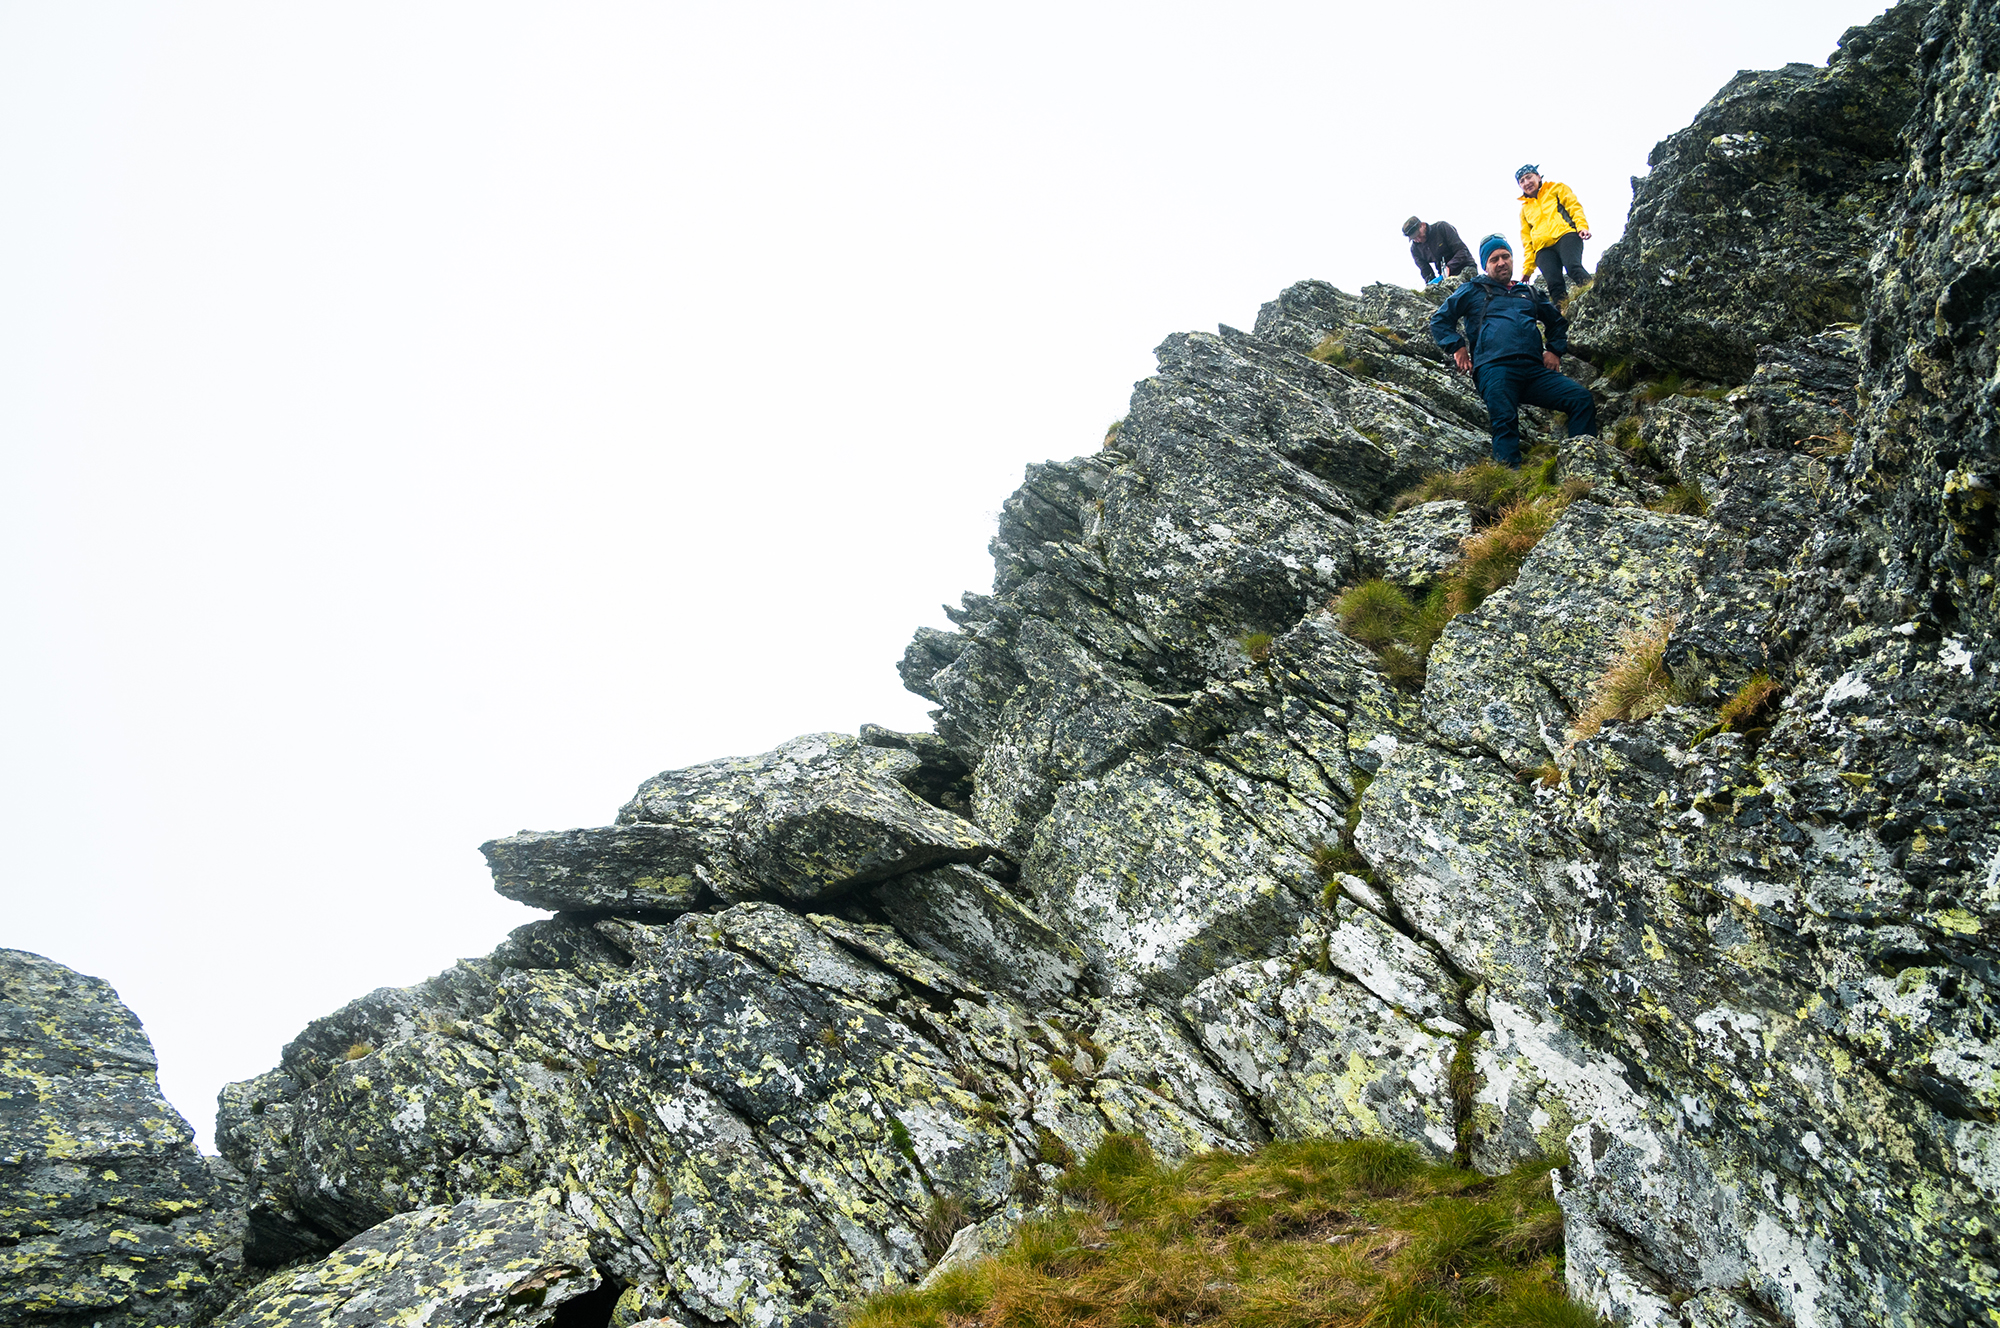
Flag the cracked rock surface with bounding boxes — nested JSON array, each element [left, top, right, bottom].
[[1, 949, 248, 1328]]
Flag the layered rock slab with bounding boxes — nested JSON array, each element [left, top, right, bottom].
[[216, 1197, 601, 1328], [216, 895, 1260, 1328], [0, 949, 245, 1328], [483, 732, 999, 912]]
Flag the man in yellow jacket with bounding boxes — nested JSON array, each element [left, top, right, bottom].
[[1515, 165, 1592, 306]]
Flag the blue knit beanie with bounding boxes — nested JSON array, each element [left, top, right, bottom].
[[1479, 234, 1512, 268]]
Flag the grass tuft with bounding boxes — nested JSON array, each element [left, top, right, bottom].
[[1311, 841, 1366, 880], [1446, 493, 1575, 616], [1392, 450, 1561, 519], [1571, 616, 1687, 741], [342, 1042, 374, 1062], [1651, 477, 1709, 516], [1102, 418, 1125, 448], [887, 1115, 919, 1165], [1803, 410, 1857, 458], [1636, 371, 1685, 402], [846, 1136, 1590, 1328], [918, 1194, 972, 1263], [1334, 580, 1415, 649], [1334, 581, 1454, 691], [1034, 1126, 1076, 1169], [1717, 672, 1783, 732], [1238, 631, 1275, 663], [1340, 456, 1590, 690], [1309, 333, 1374, 375]]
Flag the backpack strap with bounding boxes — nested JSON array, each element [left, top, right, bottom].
[[1461, 281, 1535, 355]]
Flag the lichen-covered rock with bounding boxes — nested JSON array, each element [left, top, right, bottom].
[[1182, 945, 1459, 1157], [482, 825, 711, 915], [1421, 502, 1708, 770], [1854, 0, 2000, 655], [215, 1197, 600, 1328], [39, 9, 2000, 1327], [1021, 743, 1322, 999], [870, 863, 1084, 1003], [1357, 500, 1476, 586], [217, 883, 1271, 1328], [1570, 2, 1931, 381], [485, 734, 999, 913], [0, 949, 245, 1328]]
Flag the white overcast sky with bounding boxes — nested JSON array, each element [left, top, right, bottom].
[[3, 1, 1895, 1150]]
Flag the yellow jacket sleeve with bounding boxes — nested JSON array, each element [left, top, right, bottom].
[[1554, 182, 1590, 235], [1519, 212, 1538, 280]]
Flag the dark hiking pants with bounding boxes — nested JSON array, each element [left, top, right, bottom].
[[1474, 359, 1597, 466], [1534, 231, 1590, 301]]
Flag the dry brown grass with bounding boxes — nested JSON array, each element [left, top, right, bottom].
[[1445, 488, 1591, 615], [1717, 672, 1782, 731], [1570, 616, 1686, 741]]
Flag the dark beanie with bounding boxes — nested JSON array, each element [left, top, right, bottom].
[[1402, 215, 1422, 237], [1479, 234, 1512, 267]]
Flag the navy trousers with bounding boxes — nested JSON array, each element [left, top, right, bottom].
[[1474, 359, 1597, 466]]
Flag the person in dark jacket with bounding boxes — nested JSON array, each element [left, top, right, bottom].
[[1429, 234, 1597, 467], [1402, 216, 1474, 285]]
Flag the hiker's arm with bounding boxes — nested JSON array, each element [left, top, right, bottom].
[[1428, 290, 1468, 370], [1518, 224, 1538, 281], [1538, 291, 1570, 368], [1561, 184, 1591, 239]]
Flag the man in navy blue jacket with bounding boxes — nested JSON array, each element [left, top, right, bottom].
[[1429, 234, 1597, 467]]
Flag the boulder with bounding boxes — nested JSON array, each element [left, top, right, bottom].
[[0, 949, 245, 1328], [483, 733, 1000, 912], [213, 1197, 601, 1328], [1356, 499, 1477, 586]]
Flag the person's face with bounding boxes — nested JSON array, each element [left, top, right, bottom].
[[1486, 247, 1514, 281], [1415, 223, 1428, 242], [1518, 171, 1542, 194]]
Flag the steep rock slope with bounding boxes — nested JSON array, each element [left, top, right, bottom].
[[1571, 1, 1930, 381], [10, 4, 1996, 1328]]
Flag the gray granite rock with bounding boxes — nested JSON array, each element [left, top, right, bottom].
[[1357, 500, 1475, 585], [0, 950, 247, 1328], [215, 1197, 600, 1328], [484, 733, 999, 913], [1570, 4, 1930, 381]]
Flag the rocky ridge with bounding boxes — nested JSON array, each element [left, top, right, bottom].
[[4, 3, 1995, 1326]]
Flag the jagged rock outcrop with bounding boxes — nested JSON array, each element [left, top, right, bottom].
[[12, 3, 1998, 1326], [1572, 2, 1931, 381], [1, 950, 247, 1328]]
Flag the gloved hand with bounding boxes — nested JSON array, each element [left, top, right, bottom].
[[1426, 275, 1442, 286]]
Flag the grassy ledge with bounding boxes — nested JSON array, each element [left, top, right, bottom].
[[847, 1135, 1598, 1328], [1335, 451, 1590, 690]]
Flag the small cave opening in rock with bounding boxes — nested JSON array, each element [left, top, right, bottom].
[[553, 1269, 623, 1328]]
